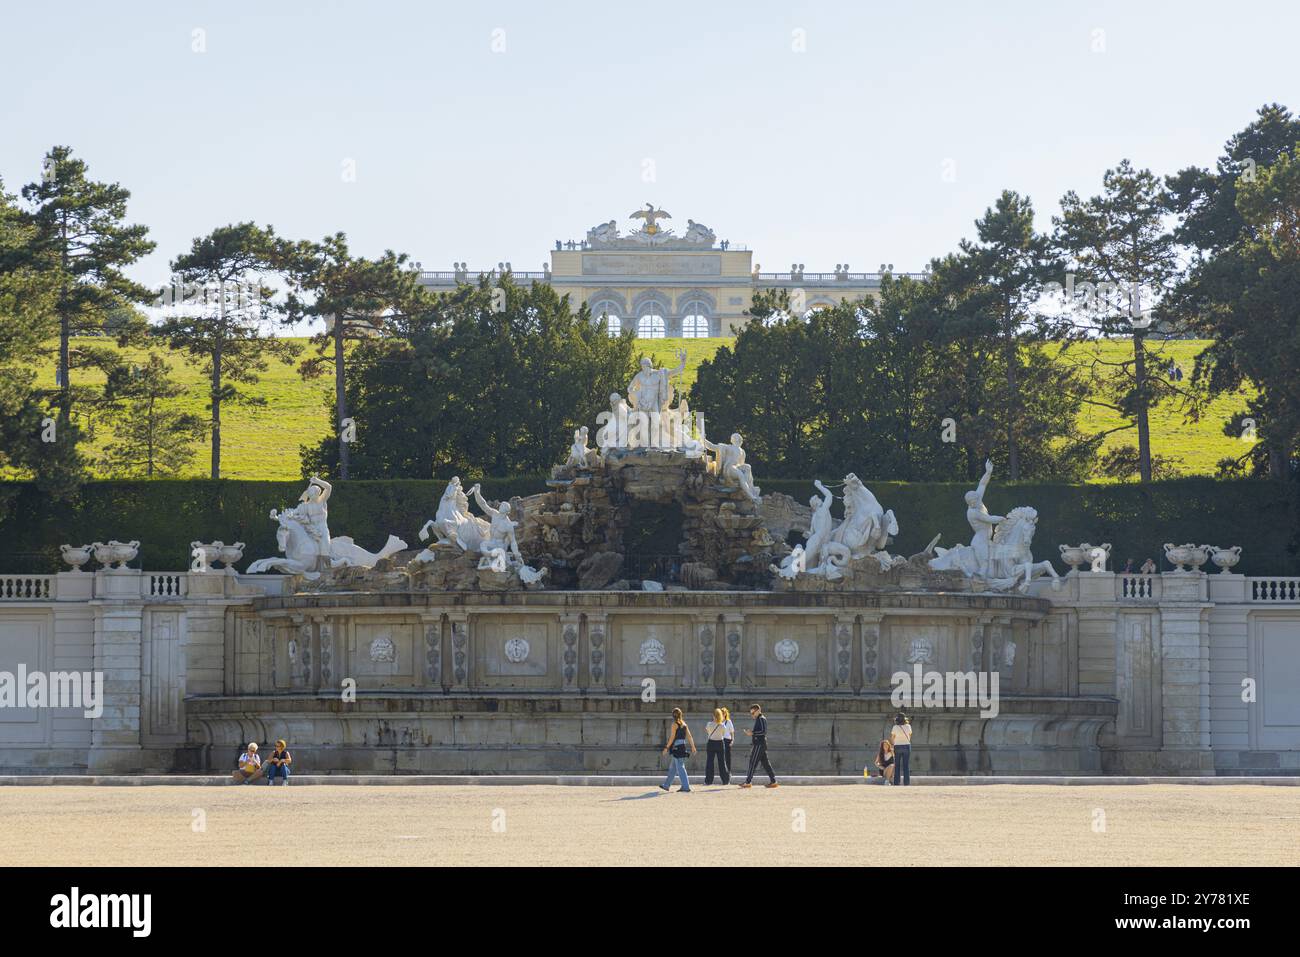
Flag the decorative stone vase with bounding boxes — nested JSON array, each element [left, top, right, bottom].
[[190, 541, 222, 572], [1208, 545, 1242, 574], [1058, 545, 1089, 572], [91, 542, 116, 568], [1086, 542, 1112, 573], [60, 544, 93, 572], [108, 540, 140, 569], [1163, 542, 1208, 572], [218, 541, 246, 571]]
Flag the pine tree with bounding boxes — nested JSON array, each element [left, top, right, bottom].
[[100, 355, 206, 477]]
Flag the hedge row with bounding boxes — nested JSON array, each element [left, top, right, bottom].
[[1, 477, 1296, 576]]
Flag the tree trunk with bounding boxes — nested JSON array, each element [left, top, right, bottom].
[[58, 215, 70, 428], [1133, 333, 1152, 483], [211, 287, 223, 480], [1005, 300, 1020, 481], [1269, 445, 1286, 479], [335, 318, 349, 480]]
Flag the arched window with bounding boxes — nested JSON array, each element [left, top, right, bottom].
[[680, 304, 711, 338], [637, 313, 665, 338], [591, 301, 622, 338]]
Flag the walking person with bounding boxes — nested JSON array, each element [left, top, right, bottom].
[[704, 708, 730, 785], [721, 706, 735, 779], [890, 713, 912, 786], [738, 704, 778, 789], [659, 708, 696, 793]]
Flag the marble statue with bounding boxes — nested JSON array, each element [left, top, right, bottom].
[[586, 220, 619, 246], [984, 507, 1060, 592], [248, 476, 406, 578], [628, 352, 687, 413], [929, 460, 1001, 578], [701, 432, 761, 503], [822, 473, 897, 570], [771, 545, 806, 580], [477, 547, 509, 573], [804, 480, 835, 569], [929, 461, 1058, 592], [471, 484, 523, 564], [420, 476, 490, 553], [564, 426, 593, 469], [681, 219, 716, 246]]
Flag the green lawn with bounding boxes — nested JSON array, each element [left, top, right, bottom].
[[14, 336, 1254, 481]]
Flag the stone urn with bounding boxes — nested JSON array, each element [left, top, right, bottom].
[[60, 544, 93, 572], [190, 541, 222, 572], [1163, 542, 1208, 572], [108, 540, 140, 569], [1058, 544, 1089, 572], [1086, 542, 1112, 572], [1208, 545, 1242, 574], [218, 541, 246, 571]]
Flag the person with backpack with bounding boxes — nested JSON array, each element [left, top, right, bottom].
[[659, 708, 697, 792], [738, 704, 778, 789]]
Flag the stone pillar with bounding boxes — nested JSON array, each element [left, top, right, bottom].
[[318, 616, 337, 691], [969, 615, 991, 673], [1157, 579, 1214, 774], [88, 599, 145, 773], [419, 612, 443, 690], [559, 613, 581, 692], [448, 613, 470, 691], [861, 613, 883, 691], [721, 613, 743, 691], [585, 613, 608, 692], [832, 614, 855, 693]]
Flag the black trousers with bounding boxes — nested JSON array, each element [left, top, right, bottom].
[[745, 740, 776, 784], [723, 738, 732, 775], [893, 744, 911, 785], [705, 740, 729, 784]]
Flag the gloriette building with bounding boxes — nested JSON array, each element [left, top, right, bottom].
[[418, 204, 921, 337]]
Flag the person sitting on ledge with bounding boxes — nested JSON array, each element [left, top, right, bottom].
[[233, 742, 262, 783], [264, 739, 292, 786]]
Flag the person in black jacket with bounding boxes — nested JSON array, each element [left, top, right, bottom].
[[738, 704, 778, 788]]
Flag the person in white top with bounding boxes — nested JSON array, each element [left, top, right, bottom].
[[721, 707, 736, 779], [888, 714, 913, 785], [703, 708, 731, 785]]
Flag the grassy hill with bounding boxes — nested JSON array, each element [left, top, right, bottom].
[[13, 336, 1253, 481]]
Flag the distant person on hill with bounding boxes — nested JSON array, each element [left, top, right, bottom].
[[264, 739, 292, 785], [233, 742, 262, 783], [739, 704, 778, 789], [704, 708, 730, 785], [889, 714, 913, 786], [720, 707, 735, 778], [659, 708, 697, 793], [870, 738, 895, 785], [1140, 558, 1157, 575]]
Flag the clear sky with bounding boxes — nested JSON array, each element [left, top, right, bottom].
[[3, 1, 1297, 291]]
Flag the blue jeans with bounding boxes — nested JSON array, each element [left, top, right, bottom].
[[265, 763, 291, 783], [662, 755, 690, 791], [892, 745, 910, 785]]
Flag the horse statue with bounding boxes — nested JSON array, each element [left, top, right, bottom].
[[819, 473, 900, 572], [984, 507, 1060, 593], [247, 477, 406, 579], [419, 476, 490, 553]]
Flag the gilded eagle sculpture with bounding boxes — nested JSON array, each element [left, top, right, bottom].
[[630, 202, 671, 235]]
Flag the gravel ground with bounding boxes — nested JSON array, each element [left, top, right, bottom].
[[1, 784, 1295, 867]]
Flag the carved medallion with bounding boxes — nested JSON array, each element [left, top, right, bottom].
[[505, 637, 530, 663], [906, 636, 934, 666], [639, 637, 667, 666], [368, 636, 396, 663], [774, 638, 800, 664]]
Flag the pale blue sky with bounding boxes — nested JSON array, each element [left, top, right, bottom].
[[3, 1, 1297, 291]]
